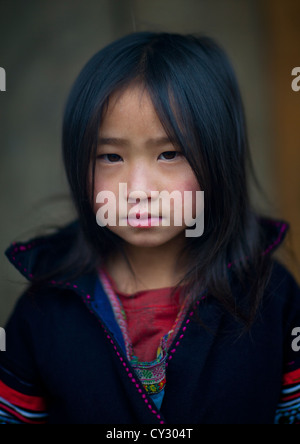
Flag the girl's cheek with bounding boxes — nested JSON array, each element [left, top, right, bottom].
[[176, 176, 201, 194], [179, 178, 202, 220], [93, 178, 122, 218], [93, 178, 105, 213]]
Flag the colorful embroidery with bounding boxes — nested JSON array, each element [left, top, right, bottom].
[[0, 380, 48, 424], [275, 368, 300, 424], [98, 268, 191, 396], [98, 269, 133, 359], [130, 334, 169, 394], [131, 358, 167, 394]]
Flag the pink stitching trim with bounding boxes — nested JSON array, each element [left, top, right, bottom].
[[80, 293, 165, 424], [7, 219, 288, 424], [165, 297, 205, 366], [227, 221, 288, 268], [262, 223, 288, 256], [10, 244, 165, 421], [7, 240, 166, 422]]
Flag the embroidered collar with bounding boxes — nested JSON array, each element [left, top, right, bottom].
[[98, 267, 191, 395]]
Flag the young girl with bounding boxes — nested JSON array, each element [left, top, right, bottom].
[[1, 32, 300, 425]]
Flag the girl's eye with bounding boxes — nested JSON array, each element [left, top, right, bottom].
[[97, 154, 122, 163], [159, 151, 182, 161]]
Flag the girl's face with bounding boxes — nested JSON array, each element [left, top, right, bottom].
[[92, 84, 201, 249]]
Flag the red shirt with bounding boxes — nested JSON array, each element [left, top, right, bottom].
[[103, 269, 182, 362]]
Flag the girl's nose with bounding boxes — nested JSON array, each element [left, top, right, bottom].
[[124, 164, 158, 202]]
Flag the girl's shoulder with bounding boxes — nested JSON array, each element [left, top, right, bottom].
[[4, 216, 300, 318], [4, 219, 97, 326], [266, 259, 300, 306], [5, 220, 80, 281], [226, 257, 300, 343]]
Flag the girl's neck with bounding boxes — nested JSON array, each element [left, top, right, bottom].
[[105, 237, 187, 294]]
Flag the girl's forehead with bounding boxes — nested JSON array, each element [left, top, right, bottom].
[[100, 84, 167, 136], [104, 84, 154, 116]]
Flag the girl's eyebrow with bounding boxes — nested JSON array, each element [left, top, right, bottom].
[[98, 137, 130, 147], [146, 136, 176, 147], [98, 136, 175, 148]]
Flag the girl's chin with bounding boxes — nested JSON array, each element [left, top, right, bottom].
[[107, 227, 186, 249]]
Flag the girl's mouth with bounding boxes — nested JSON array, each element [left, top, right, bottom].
[[127, 214, 163, 228]]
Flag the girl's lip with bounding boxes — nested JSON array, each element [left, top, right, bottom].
[[134, 212, 157, 220], [128, 212, 161, 221], [127, 216, 162, 227]]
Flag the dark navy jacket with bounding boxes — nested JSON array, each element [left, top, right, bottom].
[[0, 218, 300, 424]]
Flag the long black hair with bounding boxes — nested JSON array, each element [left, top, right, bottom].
[[35, 32, 273, 327]]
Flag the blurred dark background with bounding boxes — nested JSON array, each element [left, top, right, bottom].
[[1, 0, 300, 325]]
